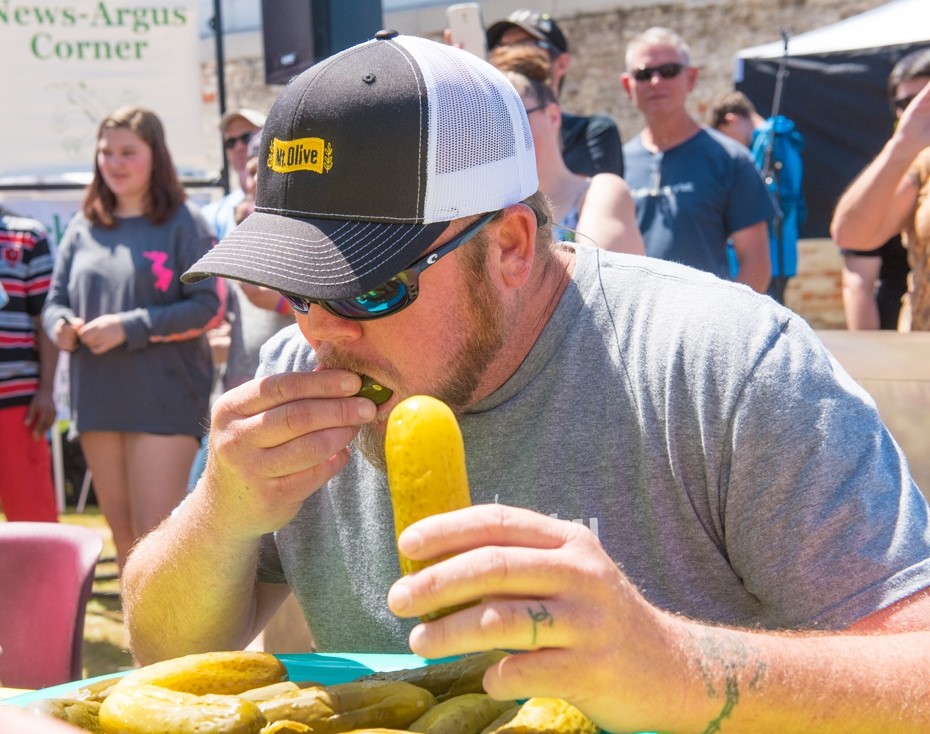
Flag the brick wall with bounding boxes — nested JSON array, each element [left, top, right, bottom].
[[209, 0, 893, 330], [787, 239, 845, 329]]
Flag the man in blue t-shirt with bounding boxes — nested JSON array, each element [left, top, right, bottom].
[[621, 28, 774, 292]]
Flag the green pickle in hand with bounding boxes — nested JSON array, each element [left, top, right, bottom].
[[355, 374, 393, 405]]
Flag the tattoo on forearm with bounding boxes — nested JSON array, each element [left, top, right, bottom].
[[690, 628, 766, 734], [527, 603, 554, 645], [701, 676, 739, 734]]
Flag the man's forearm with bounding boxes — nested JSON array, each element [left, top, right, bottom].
[[121, 489, 265, 663], [671, 622, 930, 733]]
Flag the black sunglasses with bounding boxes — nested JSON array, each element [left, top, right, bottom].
[[281, 210, 500, 321], [632, 62, 685, 83], [893, 94, 916, 114], [223, 131, 254, 150]]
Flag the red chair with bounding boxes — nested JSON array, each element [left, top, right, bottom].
[[0, 522, 103, 689]]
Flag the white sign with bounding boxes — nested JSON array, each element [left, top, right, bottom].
[[0, 0, 206, 180], [0, 193, 83, 249], [1, 187, 214, 250]]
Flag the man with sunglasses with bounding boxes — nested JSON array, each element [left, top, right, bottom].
[[621, 27, 774, 294], [486, 9, 624, 178], [123, 33, 930, 733], [202, 108, 267, 242], [832, 48, 930, 332]]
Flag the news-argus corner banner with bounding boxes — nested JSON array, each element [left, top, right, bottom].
[[0, 0, 205, 185]]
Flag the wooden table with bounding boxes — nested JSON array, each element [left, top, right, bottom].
[[815, 330, 930, 497]]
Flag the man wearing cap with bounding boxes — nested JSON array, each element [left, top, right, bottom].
[[123, 32, 930, 734], [621, 27, 773, 293], [486, 9, 624, 178], [202, 108, 266, 241]]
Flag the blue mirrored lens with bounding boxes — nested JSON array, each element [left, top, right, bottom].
[[329, 278, 408, 318]]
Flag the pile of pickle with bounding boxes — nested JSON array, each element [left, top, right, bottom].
[[29, 649, 599, 734]]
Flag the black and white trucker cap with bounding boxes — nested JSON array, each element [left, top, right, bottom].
[[183, 31, 538, 301]]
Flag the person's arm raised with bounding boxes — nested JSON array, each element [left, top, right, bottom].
[[122, 369, 375, 663], [831, 82, 930, 250]]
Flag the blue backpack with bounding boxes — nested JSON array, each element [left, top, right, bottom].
[[750, 116, 806, 278]]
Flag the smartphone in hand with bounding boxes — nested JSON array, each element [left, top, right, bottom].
[[446, 3, 487, 60]]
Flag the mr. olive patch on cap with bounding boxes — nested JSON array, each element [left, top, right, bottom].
[[267, 137, 334, 174]]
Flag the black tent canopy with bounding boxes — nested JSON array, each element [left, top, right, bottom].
[[735, 0, 930, 238]]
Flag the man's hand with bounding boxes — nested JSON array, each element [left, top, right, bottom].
[[386, 504, 688, 734], [201, 369, 377, 538], [25, 387, 57, 439], [388, 504, 930, 733]]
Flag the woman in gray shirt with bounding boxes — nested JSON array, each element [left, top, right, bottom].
[[43, 106, 222, 569]]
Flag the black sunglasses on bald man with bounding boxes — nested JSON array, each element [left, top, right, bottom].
[[632, 63, 685, 83]]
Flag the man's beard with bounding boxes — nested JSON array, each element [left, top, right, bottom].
[[353, 262, 506, 472]]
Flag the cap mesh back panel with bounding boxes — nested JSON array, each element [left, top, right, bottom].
[[398, 36, 538, 222]]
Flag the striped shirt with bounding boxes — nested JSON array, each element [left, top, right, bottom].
[[0, 213, 53, 409]]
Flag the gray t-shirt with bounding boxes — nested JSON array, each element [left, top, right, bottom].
[[257, 243, 930, 652]]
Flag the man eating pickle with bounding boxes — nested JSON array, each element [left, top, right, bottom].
[[123, 32, 930, 734]]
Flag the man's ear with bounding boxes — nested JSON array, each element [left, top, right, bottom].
[[491, 204, 538, 289], [686, 65, 699, 92], [620, 73, 634, 99]]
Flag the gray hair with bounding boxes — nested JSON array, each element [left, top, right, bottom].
[[625, 27, 692, 70]]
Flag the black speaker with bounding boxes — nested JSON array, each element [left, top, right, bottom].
[[261, 0, 383, 86]]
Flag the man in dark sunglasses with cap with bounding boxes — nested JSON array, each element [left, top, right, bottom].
[[123, 31, 930, 734], [621, 27, 774, 294], [486, 9, 624, 178], [202, 107, 267, 242]]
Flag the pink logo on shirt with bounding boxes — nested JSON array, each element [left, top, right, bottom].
[[143, 251, 173, 292]]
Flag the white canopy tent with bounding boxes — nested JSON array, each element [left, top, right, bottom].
[[737, 0, 928, 61]]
